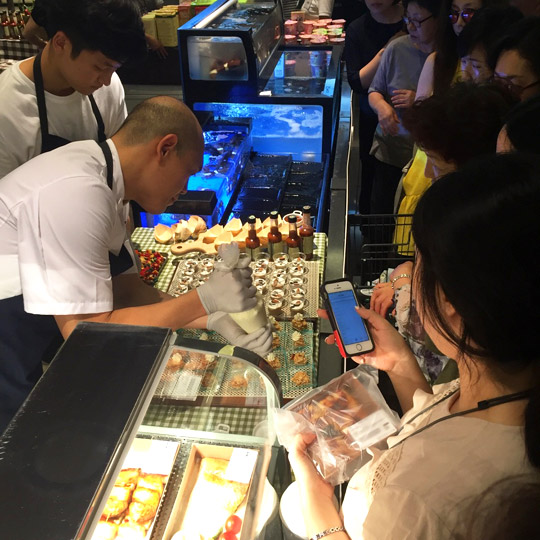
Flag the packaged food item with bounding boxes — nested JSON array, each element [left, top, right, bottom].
[[274, 367, 399, 485]]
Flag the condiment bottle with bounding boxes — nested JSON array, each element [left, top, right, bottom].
[[245, 215, 261, 261], [286, 215, 301, 258], [298, 205, 314, 260], [267, 210, 284, 260]]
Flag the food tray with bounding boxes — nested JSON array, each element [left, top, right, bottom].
[[134, 249, 169, 286], [166, 257, 321, 320], [159, 322, 316, 400]]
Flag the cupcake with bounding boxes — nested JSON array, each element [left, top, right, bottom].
[[292, 331, 305, 347]]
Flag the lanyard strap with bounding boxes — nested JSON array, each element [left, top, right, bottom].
[[392, 387, 532, 448], [99, 140, 114, 190], [33, 51, 106, 144]]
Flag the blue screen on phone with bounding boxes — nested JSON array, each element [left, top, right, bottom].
[[328, 289, 368, 345]]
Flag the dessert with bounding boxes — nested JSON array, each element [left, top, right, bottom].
[[272, 332, 280, 348], [273, 254, 289, 269], [271, 268, 288, 279], [201, 371, 216, 388], [290, 287, 306, 299], [292, 331, 305, 347], [291, 313, 308, 331], [167, 350, 185, 371], [291, 351, 308, 365], [184, 259, 198, 268], [230, 374, 248, 388], [253, 278, 267, 294], [270, 276, 286, 289], [290, 299, 305, 313], [270, 288, 285, 300], [174, 284, 189, 295], [266, 352, 282, 369], [268, 297, 284, 316], [253, 266, 267, 278], [268, 315, 281, 331], [182, 267, 196, 276], [288, 264, 305, 277], [289, 277, 305, 287], [179, 276, 193, 288], [292, 371, 310, 386]]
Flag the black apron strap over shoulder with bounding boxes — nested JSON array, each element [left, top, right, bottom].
[[89, 94, 107, 143], [33, 51, 50, 147], [98, 140, 134, 276]]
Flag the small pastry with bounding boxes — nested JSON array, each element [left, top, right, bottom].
[[268, 315, 282, 331], [292, 371, 310, 386], [266, 352, 282, 369], [291, 351, 308, 365], [272, 332, 281, 348], [291, 313, 308, 331], [292, 331, 305, 347], [230, 374, 248, 388]]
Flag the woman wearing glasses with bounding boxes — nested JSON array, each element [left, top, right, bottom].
[[491, 16, 540, 101], [367, 0, 441, 214], [289, 152, 540, 540]]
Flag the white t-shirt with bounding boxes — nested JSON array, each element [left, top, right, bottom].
[[0, 139, 136, 315], [341, 380, 536, 539], [0, 61, 127, 179]]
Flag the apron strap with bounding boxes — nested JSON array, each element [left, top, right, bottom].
[[89, 94, 107, 143], [33, 51, 50, 146], [98, 140, 114, 190]]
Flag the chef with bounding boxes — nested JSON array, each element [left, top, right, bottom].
[[0, 0, 147, 179], [0, 97, 271, 433]]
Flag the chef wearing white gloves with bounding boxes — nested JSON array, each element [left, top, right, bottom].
[[0, 96, 270, 432]]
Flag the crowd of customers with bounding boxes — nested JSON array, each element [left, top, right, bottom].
[[284, 3, 540, 539]]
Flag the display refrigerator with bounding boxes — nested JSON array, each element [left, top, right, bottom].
[[137, 0, 343, 233], [0, 322, 286, 540]]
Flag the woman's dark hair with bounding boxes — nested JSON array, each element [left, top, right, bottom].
[[503, 95, 540, 152], [402, 81, 518, 165], [44, 0, 147, 65], [403, 0, 443, 17], [412, 152, 540, 467], [459, 475, 540, 539], [432, 0, 509, 95], [457, 6, 523, 59], [489, 16, 540, 74]]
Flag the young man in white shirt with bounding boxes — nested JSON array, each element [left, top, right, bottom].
[[0, 0, 148, 179], [0, 96, 271, 433]]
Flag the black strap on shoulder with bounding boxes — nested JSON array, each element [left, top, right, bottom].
[[89, 94, 107, 143], [98, 141, 114, 190], [33, 51, 50, 143]]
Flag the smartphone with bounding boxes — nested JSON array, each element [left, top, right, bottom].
[[321, 278, 374, 357]]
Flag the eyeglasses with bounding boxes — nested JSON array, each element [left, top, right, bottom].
[[492, 75, 540, 97], [449, 8, 476, 24], [403, 14, 433, 29]]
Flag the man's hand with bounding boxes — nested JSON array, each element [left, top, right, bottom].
[[377, 101, 400, 136], [391, 89, 416, 109], [207, 312, 272, 356]]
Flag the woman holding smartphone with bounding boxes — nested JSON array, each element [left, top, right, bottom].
[[289, 152, 540, 540]]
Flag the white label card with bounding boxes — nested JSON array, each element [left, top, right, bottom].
[[173, 372, 202, 401], [225, 448, 258, 484], [345, 409, 398, 449]]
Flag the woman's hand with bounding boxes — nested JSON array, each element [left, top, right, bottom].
[[288, 433, 335, 500], [391, 89, 416, 109], [319, 307, 414, 374], [377, 101, 400, 136], [370, 282, 395, 317]]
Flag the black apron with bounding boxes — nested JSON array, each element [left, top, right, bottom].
[[0, 141, 133, 433], [33, 50, 107, 153]]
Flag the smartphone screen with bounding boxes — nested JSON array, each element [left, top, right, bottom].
[[328, 289, 369, 345]]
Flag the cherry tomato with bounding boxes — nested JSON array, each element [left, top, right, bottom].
[[219, 532, 237, 540], [224, 515, 242, 534]]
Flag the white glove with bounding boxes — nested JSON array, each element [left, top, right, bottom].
[[207, 312, 273, 357], [197, 266, 256, 314]]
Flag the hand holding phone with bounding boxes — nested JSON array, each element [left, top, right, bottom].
[[321, 278, 374, 357]]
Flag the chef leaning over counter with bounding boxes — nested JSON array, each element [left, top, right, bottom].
[[0, 0, 147, 180], [0, 97, 272, 434]]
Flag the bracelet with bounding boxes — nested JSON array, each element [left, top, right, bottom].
[[391, 273, 411, 290], [310, 526, 346, 540]]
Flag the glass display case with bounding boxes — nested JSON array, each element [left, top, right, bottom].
[[0, 322, 284, 540]]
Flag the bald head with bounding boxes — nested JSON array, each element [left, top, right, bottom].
[[116, 96, 203, 158]]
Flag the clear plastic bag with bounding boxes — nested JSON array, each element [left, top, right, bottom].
[[274, 366, 399, 485]]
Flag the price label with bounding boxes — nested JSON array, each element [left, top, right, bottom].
[[173, 372, 202, 401], [225, 448, 258, 484], [345, 409, 398, 449]]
